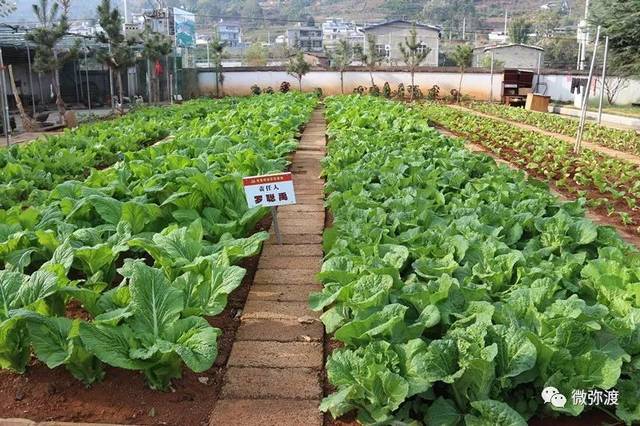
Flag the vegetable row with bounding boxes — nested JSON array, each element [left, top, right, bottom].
[[466, 102, 640, 156], [0, 100, 219, 209], [0, 93, 317, 390], [315, 95, 640, 425], [423, 102, 640, 232]]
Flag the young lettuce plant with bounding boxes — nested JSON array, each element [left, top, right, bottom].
[[79, 261, 220, 390], [0, 269, 61, 372]]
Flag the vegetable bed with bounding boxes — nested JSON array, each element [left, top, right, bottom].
[[0, 100, 218, 210], [423, 102, 640, 234], [0, 93, 317, 422], [316, 95, 639, 425], [466, 102, 640, 157]]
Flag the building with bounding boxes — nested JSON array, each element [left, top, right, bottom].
[[217, 21, 242, 47], [362, 20, 440, 67], [321, 18, 364, 50], [286, 24, 323, 52], [473, 44, 544, 70]]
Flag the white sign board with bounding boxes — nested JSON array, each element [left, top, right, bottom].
[[243, 172, 297, 208]]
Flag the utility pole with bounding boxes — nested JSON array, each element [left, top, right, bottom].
[[83, 39, 91, 110], [0, 48, 11, 146], [108, 43, 115, 111], [489, 50, 494, 102], [504, 9, 508, 35], [25, 41, 36, 116], [462, 17, 466, 40], [575, 25, 600, 154], [597, 36, 609, 124], [578, 0, 590, 71]]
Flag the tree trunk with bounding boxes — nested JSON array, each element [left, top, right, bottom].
[[51, 50, 66, 124], [410, 70, 415, 101], [215, 68, 219, 98], [458, 69, 464, 103], [298, 76, 302, 91], [52, 69, 66, 125], [340, 71, 344, 94], [155, 77, 160, 104], [116, 71, 124, 114], [369, 70, 374, 87], [8, 65, 37, 131]]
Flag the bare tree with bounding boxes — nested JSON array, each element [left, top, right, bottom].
[[601, 76, 630, 105]]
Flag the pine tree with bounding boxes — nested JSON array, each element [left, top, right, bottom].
[[141, 30, 172, 103], [329, 40, 353, 94], [26, 0, 75, 124], [0, 1, 16, 16], [592, 0, 640, 75], [208, 37, 226, 97], [450, 44, 473, 103], [356, 34, 383, 86], [287, 50, 310, 91], [97, 0, 136, 113], [398, 24, 430, 100]]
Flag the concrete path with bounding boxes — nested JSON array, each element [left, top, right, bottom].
[[209, 109, 326, 426]]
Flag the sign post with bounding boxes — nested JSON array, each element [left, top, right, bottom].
[[243, 172, 297, 245]]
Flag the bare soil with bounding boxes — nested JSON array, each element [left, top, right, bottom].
[[0, 216, 272, 426]]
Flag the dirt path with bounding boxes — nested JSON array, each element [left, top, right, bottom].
[[208, 109, 327, 426], [451, 104, 640, 167], [436, 125, 640, 248]]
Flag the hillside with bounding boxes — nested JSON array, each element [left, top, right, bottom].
[[2, 0, 585, 32]]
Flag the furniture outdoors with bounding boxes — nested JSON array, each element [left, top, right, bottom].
[[502, 69, 534, 106], [525, 93, 551, 112]]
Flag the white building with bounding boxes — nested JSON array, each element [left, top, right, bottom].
[[363, 20, 440, 67], [321, 18, 364, 50]]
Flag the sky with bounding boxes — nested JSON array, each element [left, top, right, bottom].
[[3, 0, 132, 24]]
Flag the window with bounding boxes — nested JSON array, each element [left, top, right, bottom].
[[375, 44, 390, 58], [416, 43, 429, 55]]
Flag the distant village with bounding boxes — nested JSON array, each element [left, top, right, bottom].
[[0, 1, 581, 111], [196, 17, 545, 71], [60, 7, 551, 72]]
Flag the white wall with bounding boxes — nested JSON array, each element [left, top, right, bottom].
[[538, 74, 640, 104], [198, 69, 640, 105], [199, 70, 504, 100]]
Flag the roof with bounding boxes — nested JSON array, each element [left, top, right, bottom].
[[474, 43, 544, 52], [304, 51, 329, 58], [288, 26, 322, 31], [363, 20, 441, 33]]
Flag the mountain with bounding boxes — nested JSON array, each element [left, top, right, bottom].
[[3, 0, 584, 33]]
